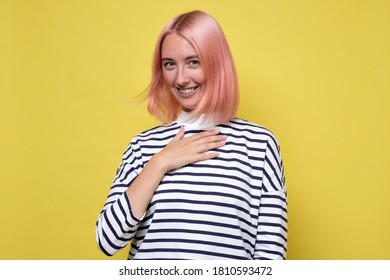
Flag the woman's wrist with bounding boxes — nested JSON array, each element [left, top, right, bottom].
[[148, 153, 169, 175]]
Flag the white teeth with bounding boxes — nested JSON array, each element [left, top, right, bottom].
[[179, 87, 196, 94]]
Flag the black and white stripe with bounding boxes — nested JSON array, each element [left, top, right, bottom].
[[96, 117, 287, 259]]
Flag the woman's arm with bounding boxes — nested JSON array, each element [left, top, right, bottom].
[[96, 127, 227, 256], [254, 134, 288, 260], [127, 126, 227, 218]]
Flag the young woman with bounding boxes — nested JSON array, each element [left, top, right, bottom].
[[96, 10, 287, 260]]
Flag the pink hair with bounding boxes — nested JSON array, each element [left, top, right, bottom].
[[147, 10, 239, 124]]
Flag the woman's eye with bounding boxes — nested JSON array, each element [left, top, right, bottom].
[[188, 60, 200, 67], [163, 61, 175, 70]]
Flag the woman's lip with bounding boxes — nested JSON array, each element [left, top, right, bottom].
[[177, 86, 199, 95]]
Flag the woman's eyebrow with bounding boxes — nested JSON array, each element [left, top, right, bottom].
[[184, 55, 198, 60], [161, 55, 198, 61]]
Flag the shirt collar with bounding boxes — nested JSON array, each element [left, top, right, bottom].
[[176, 111, 217, 130]]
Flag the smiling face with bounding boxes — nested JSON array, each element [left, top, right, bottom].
[[161, 34, 206, 112]]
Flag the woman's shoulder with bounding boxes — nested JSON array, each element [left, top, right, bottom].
[[224, 118, 281, 149], [224, 118, 277, 137], [131, 122, 179, 142]]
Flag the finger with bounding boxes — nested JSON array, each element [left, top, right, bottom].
[[198, 151, 220, 161], [173, 130, 217, 146], [200, 129, 221, 137], [197, 138, 227, 153], [172, 126, 185, 141], [186, 129, 221, 141], [194, 134, 227, 146]]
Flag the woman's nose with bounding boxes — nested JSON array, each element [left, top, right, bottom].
[[176, 67, 190, 85]]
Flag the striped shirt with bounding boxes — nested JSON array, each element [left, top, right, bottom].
[[96, 113, 287, 260]]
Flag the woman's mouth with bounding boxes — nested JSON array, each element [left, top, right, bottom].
[[177, 86, 199, 95]]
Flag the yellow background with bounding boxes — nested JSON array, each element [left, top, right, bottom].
[[1, 0, 389, 260]]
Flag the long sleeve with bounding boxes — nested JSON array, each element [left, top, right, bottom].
[[96, 139, 145, 256], [254, 135, 288, 259]]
